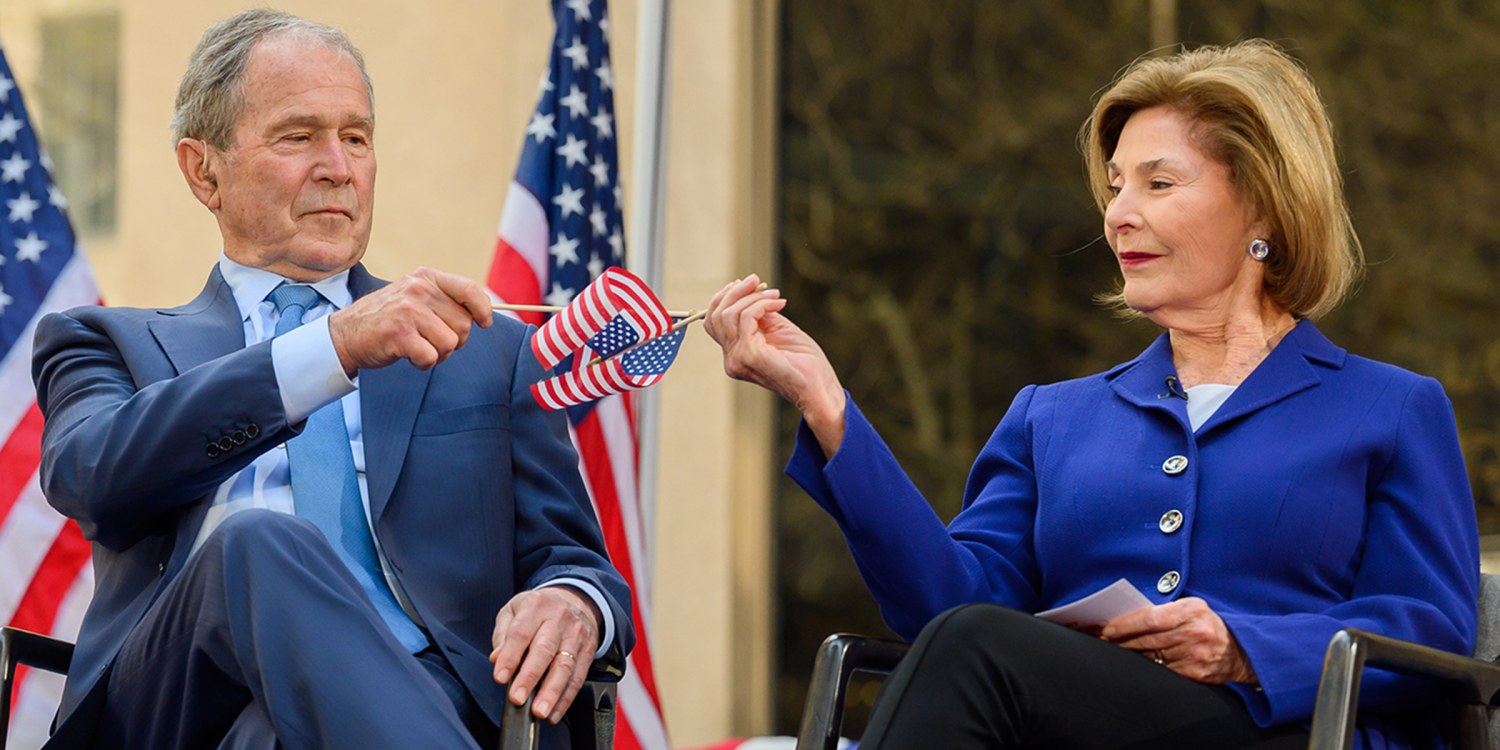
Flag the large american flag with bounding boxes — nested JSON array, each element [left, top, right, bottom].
[[0, 45, 100, 749], [485, 2, 669, 749]]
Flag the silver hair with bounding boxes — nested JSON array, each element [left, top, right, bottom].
[[171, 8, 374, 148]]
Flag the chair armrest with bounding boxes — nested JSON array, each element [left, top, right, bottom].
[[499, 662, 622, 750], [2, 626, 77, 749], [794, 633, 910, 750], [1308, 628, 1500, 750]]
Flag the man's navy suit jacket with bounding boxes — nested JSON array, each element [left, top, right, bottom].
[[30, 263, 633, 744]]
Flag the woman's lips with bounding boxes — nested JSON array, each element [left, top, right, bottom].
[[1118, 252, 1159, 268]]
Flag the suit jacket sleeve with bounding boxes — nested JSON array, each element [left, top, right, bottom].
[[31, 310, 297, 550], [508, 326, 635, 659], [785, 389, 1045, 639], [1220, 375, 1479, 726]]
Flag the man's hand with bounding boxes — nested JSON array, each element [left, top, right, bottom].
[[489, 587, 602, 723], [1100, 597, 1257, 684], [328, 268, 493, 377]]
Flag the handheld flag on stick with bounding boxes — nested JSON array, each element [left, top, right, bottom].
[[529, 268, 687, 410]]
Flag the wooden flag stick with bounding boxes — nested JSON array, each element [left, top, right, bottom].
[[493, 302, 696, 318]]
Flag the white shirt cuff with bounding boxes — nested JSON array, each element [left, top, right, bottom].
[[271, 315, 357, 424], [537, 578, 615, 659]]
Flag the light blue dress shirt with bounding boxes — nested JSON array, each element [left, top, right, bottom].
[[194, 254, 613, 656]]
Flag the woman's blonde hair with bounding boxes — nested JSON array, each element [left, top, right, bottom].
[[1081, 40, 1363, 319]]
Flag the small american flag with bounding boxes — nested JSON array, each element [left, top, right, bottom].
[[484, 1, 669, 748], [0, 44, 101, 749]]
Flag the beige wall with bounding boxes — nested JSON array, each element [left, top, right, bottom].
[[2, 0, 776, 744]]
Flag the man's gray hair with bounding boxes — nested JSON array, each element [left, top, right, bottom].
[[171, 8, 374, 148]]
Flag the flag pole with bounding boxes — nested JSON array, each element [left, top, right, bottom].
[[630, 0, 673, 594]]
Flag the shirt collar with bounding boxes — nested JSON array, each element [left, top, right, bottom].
[[218, 252, 355, 320]]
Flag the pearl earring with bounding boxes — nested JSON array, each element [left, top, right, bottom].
[[1248, 239, 1271, 261]]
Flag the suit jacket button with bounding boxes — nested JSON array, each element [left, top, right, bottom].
[[206, 442, 221, 458], [1159, 510, 1184, 534], [1157, 570, 1181, 594], [232, 430, 248, 445], [245, 424, 260, 439], [217, 436, 234, 452], [157, 562, 166, 574], [1161, 455, 1188, 475]]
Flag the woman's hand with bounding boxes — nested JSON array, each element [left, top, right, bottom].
[[703, 274, 847, 457], [1100, 597, 1257, 684]]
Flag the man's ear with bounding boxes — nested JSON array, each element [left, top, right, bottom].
[[176, 138, 222, 210]]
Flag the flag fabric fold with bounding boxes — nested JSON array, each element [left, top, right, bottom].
[[1, 43, 101, 749], [485, 1, 671, 748]]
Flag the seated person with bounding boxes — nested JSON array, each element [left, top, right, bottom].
[[706, 39, 1477, 749], [31, 9, 629, 749]]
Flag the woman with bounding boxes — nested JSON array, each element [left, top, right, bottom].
[[705, 40, 1478, 748]]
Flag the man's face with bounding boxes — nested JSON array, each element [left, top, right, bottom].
[[210, 36, 375, 281]]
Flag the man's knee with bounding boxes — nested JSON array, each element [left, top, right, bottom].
[[200, 509, 327, 565]]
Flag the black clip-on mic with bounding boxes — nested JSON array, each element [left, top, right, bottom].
[[1160, 375, 1189, 400]]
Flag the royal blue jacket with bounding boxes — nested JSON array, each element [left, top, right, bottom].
[[787, 320, 1478, 748]]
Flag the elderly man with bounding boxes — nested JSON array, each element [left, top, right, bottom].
[[30, 9, 630, 749]]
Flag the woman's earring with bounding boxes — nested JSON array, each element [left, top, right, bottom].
[[1248, 239, 1271, 261]]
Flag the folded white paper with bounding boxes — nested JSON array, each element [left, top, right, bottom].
[[1035, 578, 1151, 629]]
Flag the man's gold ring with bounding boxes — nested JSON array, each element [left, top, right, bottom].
[[1152, 650, 1166, 665], [557, 650, 575, 662]]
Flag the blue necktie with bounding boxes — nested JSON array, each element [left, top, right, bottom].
[[269, 284, 428, 652]]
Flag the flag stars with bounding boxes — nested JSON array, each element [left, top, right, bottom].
[[0, 113, 23, 144], [552, 183, 585, 218], [608, 228, 624, 258], [589, 155, 610, 187], [587, 254, 605, 280], [550, 232, 581, 266], [562, 36, 590, 71], [565, 0, 593, 22], [545, 282, 575, 308], [0, 152, 29, 183], [537, 67, 555, 96], [589, 108, 613, 140], [589, 204, 608, 236], [560, 85, 589, 119], [7, 190, 40, 222], [14, 231, 47, 262], [555, 134, 589, 168], [0, 285, 12, 315], [526, 112, 557, 143], [0, 74, 16, 104], [49, 184, 68, 209], [595, 60, 614, 92]]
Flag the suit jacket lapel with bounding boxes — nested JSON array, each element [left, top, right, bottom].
[[147, 267, 244, 375], [1194, 320, 1343, 436], [1107, 332, 1191, 432], [349, 265, 434, 520]]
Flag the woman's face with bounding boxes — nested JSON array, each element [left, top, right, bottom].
[[1103, 107, 1265, 319]]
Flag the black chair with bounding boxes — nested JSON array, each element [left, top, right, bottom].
[[0, 625, 618, 750], [1308, 573, 1500, 750], [793, 633, 909, 750], [0, 627, 75, 750]]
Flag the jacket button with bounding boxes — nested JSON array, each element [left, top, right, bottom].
[[1161, 455, 1188, 475], [246, 424, 260, 439], [206, 442, 221, 458], [217, 436, 234, 452], [232, 430, 248, 445], [1157, 570, 1181, 594], [1159, 510, 1183, 534], [157, 562, 166, 574]]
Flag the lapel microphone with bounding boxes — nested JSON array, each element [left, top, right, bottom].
[[1161, 375, 1189, 400]]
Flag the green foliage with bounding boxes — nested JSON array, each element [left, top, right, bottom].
[[775, 0, 1500, 733]]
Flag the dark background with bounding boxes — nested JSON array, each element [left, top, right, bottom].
[[773, 0, 1500, 734]]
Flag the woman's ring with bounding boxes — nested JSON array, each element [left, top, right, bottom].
[[557, 650, 575, 662], [1152, 650, 1166, 665]]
